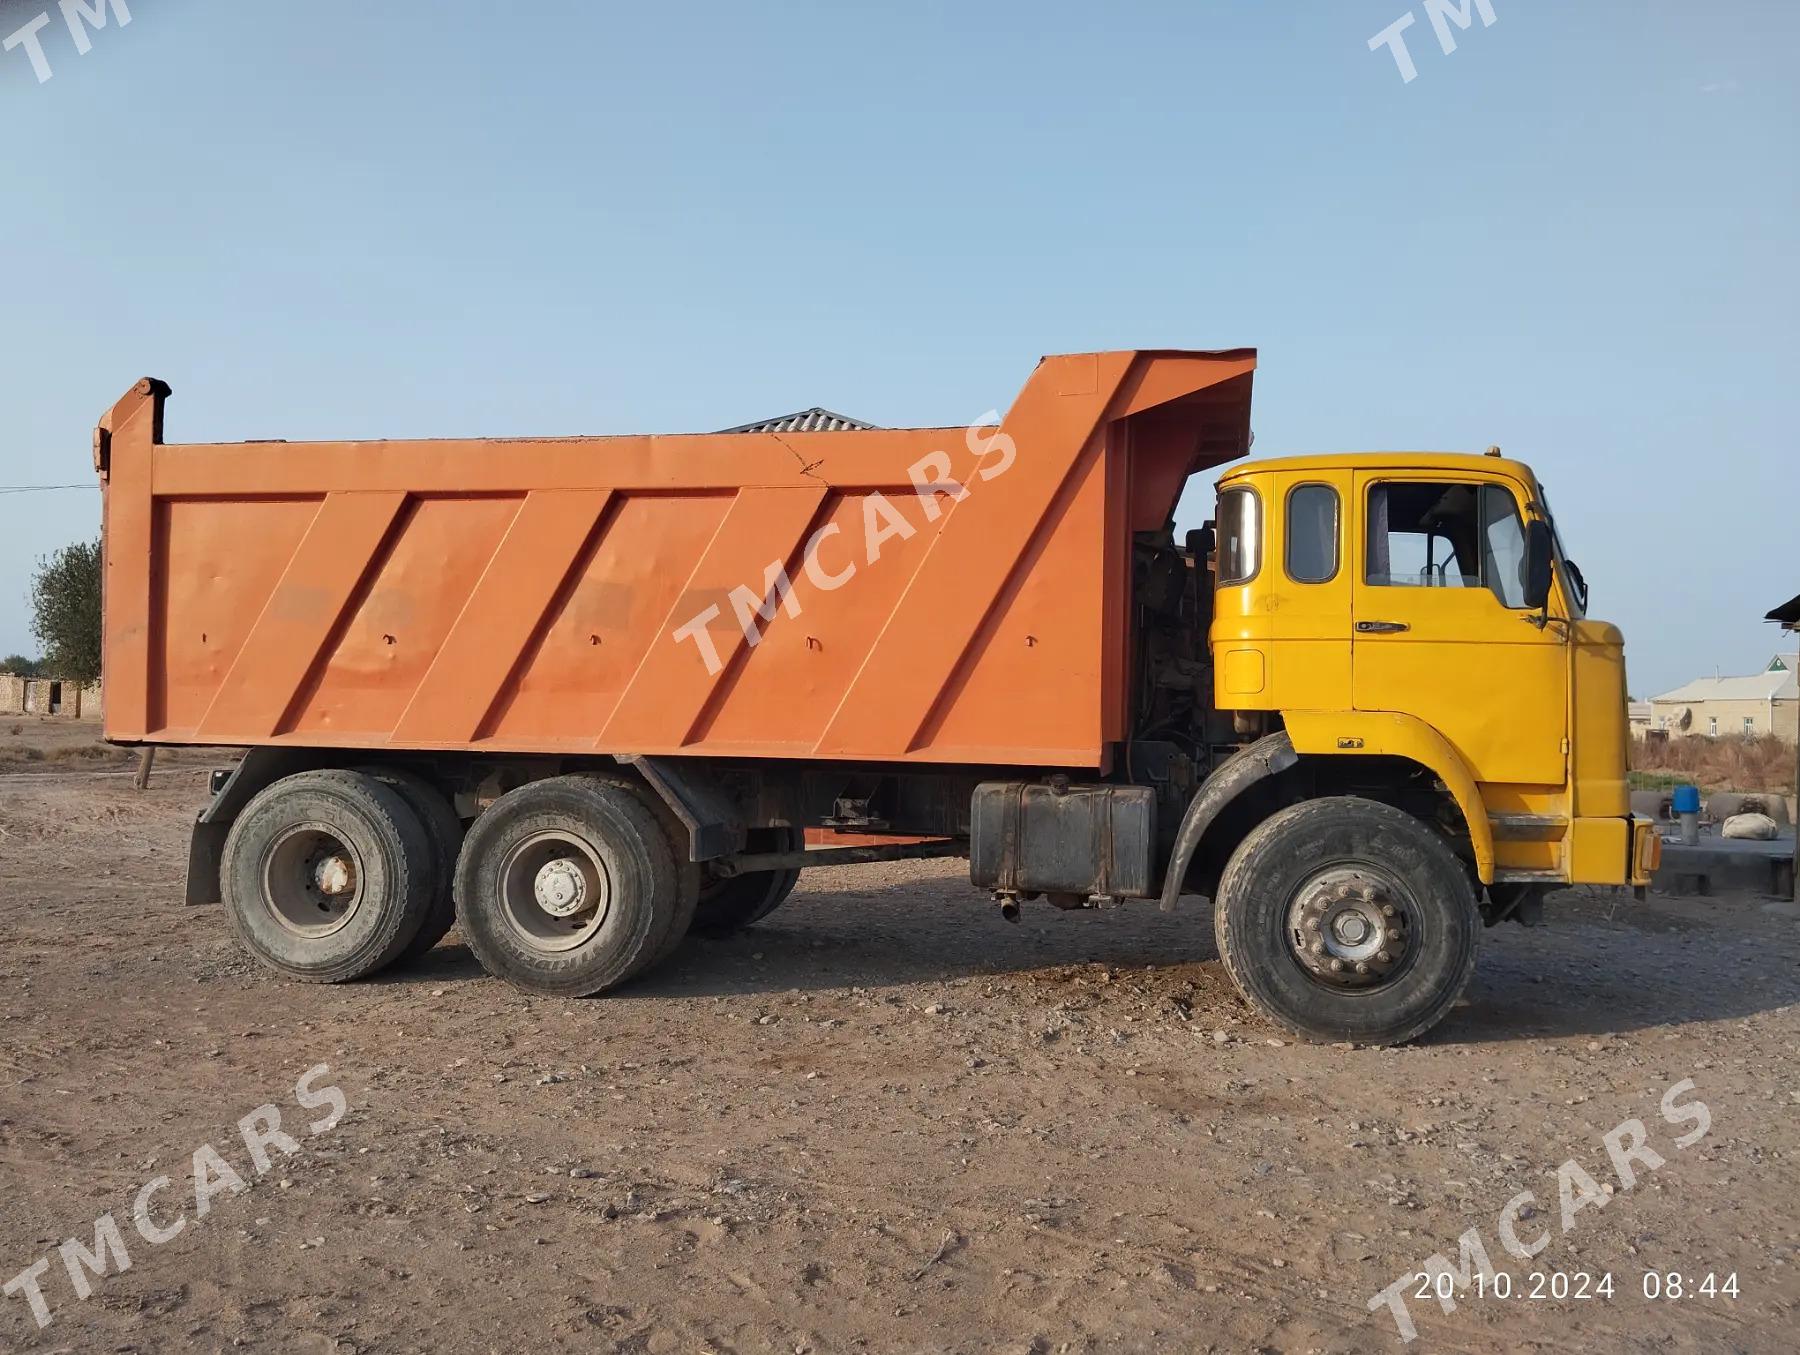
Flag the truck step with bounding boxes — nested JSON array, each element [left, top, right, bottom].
[[1488, 814, 1568, 842]]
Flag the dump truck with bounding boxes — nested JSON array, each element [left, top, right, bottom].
[[94, 348, 1658, 1045]]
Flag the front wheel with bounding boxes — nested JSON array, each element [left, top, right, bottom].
[[1213, 797, 1479, 1046]]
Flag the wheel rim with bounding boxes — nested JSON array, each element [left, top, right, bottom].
[[262, 823, 363, 938], [1285, 863, 1415, 991], [498, 830, 612, 953]]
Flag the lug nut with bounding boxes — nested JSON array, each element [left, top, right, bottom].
[[1380, 904, 1395, 917], [1387, 927, 1401, 941], [1355, 961, 1369, 974], [1330, 959, 1345, 973], [1377, 950, 1391, 963]]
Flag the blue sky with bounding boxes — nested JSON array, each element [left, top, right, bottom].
[[1, 0, 1794, 695]]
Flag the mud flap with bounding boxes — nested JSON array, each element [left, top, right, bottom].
[[1157, 731, 1298, 911], [184, 747, 328, 904]]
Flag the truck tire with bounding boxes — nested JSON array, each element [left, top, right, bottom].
[[222, 769, 436, 983], [1213, 797, 1479, 1047], [453, 775, 679, 997], [356, 766, 464, 962], [689, 827, 803, 937], [577, 772, 700, 970]]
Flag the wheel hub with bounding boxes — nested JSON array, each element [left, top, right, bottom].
[[1288, 867, 1410, 988], [497, 831, 612, 952], [312, 852, 356, 898], [533, 858, 589, 917], [262, 825, 363, 939]]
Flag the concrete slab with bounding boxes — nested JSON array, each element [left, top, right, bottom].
[[1655, 829, 1797, 899]]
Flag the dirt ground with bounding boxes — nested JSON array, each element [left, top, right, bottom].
[[2, 758, 1798, 1354], [0, 716, 136, 773]]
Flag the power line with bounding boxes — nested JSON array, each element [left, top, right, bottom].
[[0, 485, 97, 494]]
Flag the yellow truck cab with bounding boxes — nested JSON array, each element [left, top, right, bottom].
[[1137, 448, 1660, 1046], [1203, 449, 1658, 894]]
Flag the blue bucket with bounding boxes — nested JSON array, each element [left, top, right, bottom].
[[1671, 785, 1701, 815]]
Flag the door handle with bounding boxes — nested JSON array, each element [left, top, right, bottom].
[[1355, 620, 1409, 634]]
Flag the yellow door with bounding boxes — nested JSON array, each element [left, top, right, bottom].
[[1350, 471, 1567, 786], [1267, 471, 1354, 711]]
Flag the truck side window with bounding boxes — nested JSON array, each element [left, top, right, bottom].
[[1216, 486, 1260, 584], [1367, 482, 1475, 588], [1285, 483, 1338, 583], [1477, 485, 1528, 608], [1366, 481, 1531, 608]]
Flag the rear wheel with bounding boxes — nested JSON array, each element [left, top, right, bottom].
[[222, 770, 435, 983], [564, 773, 700, 968], [1213, 797, 1479, 1046], [453, 775, 679, 997], [689, 827, 803, 937], [357, 766, 463, 961]]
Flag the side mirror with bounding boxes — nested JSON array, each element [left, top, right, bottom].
[[1523, 520, 1553, 611]]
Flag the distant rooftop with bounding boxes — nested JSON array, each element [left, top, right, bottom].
[[1652, 655, 1799, 704], [718, 407, 879, 435]]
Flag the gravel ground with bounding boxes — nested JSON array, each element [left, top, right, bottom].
[[1, 767, 1797, 1353]]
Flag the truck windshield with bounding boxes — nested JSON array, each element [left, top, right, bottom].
[[1537, 486, 1587, 617]]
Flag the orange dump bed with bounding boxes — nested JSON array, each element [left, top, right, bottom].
[[96, 350, 1254, 768]]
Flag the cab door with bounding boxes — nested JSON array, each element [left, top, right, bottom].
[[1350, 471, 1567, 786], [1267, 470, 1354, 712]]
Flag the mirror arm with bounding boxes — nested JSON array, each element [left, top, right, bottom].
[[1521, 608, 1570, 638]]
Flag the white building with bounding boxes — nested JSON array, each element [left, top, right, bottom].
[[1648, 653, 1798, 743]]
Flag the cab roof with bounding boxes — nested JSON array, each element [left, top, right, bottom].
[[1220, 450, 1539, 486]]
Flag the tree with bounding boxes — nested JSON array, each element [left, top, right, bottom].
[[29, 539, 102, 683], [0, 654, 39, 677]]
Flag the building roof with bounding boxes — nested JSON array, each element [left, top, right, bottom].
[[1769, 592, 1800, 628], [1651, 659, 1798, 705], [717, 407, 878, 434]]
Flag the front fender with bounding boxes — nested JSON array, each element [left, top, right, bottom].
[[1282, 710, 1495, 884]]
